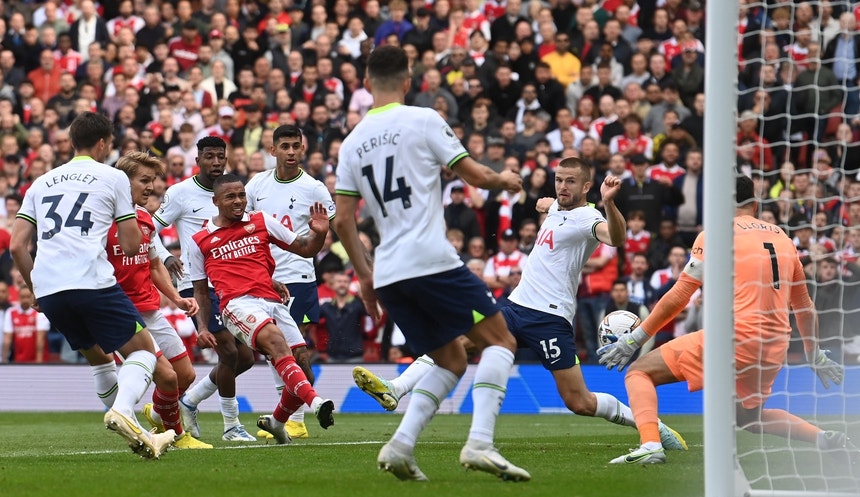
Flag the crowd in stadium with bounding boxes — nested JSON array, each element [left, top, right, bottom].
[[0, 0, 859, 366]]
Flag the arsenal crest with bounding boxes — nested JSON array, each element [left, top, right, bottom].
[[247, 315, 256, 324], [244, 223, 256, 233], [141, 226, 151, 237]]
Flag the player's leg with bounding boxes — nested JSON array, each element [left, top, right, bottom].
[[352, 354, 436, 411], [224, 297, 333, 445], [282, 282, 319, 437], [610, 332, 696, 464], [79, 347, 118, 408]]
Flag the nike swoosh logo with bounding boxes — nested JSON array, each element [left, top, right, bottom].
[[549, 358, 561, 365], [256, 197, 267, 202], [625, 452, 654, 464], [488, 457, 508, 470], [192, 207, 204, 213]]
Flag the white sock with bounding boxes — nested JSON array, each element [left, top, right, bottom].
[[288, 410, 305, 423], [391, 366, 460, 448], [468, 345, 513, 445], [310, 396, 324, 412], [113, 350, 156, 419], [91, 362, 118, 408], [594, 392, 636, 426], [183, 374, 218, 408], [391, 355, 435, 399], [220, 396, 240, 430]]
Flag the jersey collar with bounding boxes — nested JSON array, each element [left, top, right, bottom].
[[274, 168, 303, 183], [366, 102, 401, 115], [193, 176, 214, 192]]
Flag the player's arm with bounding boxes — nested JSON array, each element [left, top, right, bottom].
[[332, 193, 380, 321], [35, 327, 47, 364], [790, 258, 843, 387], [594, 176, 626, 247], [152, 190, 184, 277], [150, 252, 198, 317], [265, 204, 329, 258], [191, 278, 216, 348], [116, 216, 142, 256], [1, 326, 11, 364], [452, 156, 522, 193], [10, 217, 36, 291]]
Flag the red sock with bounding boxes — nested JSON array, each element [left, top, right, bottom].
[[153, 387, 183, 436], [274, 356, 318, 407], [274, 391, 305, 423]]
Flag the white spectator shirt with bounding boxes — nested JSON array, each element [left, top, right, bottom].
[[510, 201, 605, 323], [246, 168, 335, 284], [336, 103, 466, 288], [152, 176, 217, 292], [17, 156, 136, 298]]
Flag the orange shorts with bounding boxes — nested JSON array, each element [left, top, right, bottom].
[[659, 330, 783, 409]]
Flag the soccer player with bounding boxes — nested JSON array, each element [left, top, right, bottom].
[[245, 124, 335, 439], [153, 136, 258, 442], [186, 173, 335, 445], [353, 157, 687, 451], [107, 151, 211, 449], [333, 45, 529, 482], [9, 112, 175, 458], [598, 175, 851, 465]]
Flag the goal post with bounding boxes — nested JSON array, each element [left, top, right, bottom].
[[705, 2, 858, 496]]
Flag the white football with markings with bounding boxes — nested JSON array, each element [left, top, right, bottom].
[[598, 310, 641, 347]]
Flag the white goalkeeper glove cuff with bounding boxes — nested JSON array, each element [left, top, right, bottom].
[[598, 326, 650, 371]]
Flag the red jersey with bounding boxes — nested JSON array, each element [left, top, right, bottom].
[[648, 163, 685, 183], [609, 134, 653, 161], [189, 211, 298, 311], [168, 35, 202, 72], [4, 305, 50, 363], [107, 207, 161, 312], [623, 229, 651, 274]]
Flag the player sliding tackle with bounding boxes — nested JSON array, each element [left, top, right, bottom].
[[597, 175, 855, 466], [187, 173, 335, 444], [353, 157, 686, 452]]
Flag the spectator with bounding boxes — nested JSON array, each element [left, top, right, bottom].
[[69, 1, 109, 57], [1, 286, 50, 364], [577, 242, 619, 362], [793, 42, 841, 141], [616, 154, 684, 232], [319, 272, 367, 363], [673, 149, 704, 247]]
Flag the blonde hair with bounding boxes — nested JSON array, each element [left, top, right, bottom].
[[115, 151, 165, 178]]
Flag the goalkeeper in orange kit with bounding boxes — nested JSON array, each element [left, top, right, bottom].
[[598, 175, 854, 466]]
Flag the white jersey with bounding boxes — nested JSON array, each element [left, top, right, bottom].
[[336, 103, 466, 288], [509, 201, 606, 323], [245, 168, 335, 284], [17, 156, 136, 298], [152, 176, 217, 292]]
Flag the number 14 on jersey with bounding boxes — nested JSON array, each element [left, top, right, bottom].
[[361, 155, 412, 217]]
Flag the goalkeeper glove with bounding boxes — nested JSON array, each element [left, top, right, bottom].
[[811, 349, 844, 389], [598, 326, 649, 371]]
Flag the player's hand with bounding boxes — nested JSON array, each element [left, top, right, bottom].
[[176, 297, 199, 317], [197, 330, 217, 349], [308, 202, 330, 235], [597, 338, 640, 371], [811, 349, 844, 389], [600, 175, 622, 203], [535, 197, 555, 213], [498, 170, 523, 194], [164, 255, 185, 279], [358, 277, 381, 322], [273, 280, 290, 303]]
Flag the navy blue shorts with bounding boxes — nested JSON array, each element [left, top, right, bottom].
[[285, 281, 320, 325], [38, 285, 146, 354], [376, 265, 500, 356], [180, 287, 225, 332], [502, 302, 578, 370]]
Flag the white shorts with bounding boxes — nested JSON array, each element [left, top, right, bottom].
[[141, 309, 188, 362], [221, 296, 305, 352]]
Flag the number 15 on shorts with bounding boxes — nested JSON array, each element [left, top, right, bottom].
[[540, 338, 560, 360]]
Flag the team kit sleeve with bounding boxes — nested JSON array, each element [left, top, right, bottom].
[[335, 146, 361, 197], [316, 182, 336, 220], [152, 186, 181, 227], [682, 231, 705, 283], [112, 174, 137, 222], [17, 187, 37, 225], [263, 213, 299, 250], [186, 236, 207, 282], [36, 312, 50, 330], [425, 112, 469, 168], [573, 209, 607, 240]]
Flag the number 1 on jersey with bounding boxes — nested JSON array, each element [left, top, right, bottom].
[[763, 242, 780, 289], [361, 155, 412, 217]]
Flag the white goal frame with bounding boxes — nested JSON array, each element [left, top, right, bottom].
[[704, 3, 856, 497]]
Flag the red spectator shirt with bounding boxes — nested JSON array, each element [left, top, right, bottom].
[[168, 35, 202, 72], [106, 207, 162, 312], [623, 229, 651, 274], [648, 163, 685, 184], [5, 305, 48, 363]]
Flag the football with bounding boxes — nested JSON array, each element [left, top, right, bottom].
[[598, 310, 642, 347]]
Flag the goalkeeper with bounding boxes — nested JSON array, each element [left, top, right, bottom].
[[598, 175, 853, 465]]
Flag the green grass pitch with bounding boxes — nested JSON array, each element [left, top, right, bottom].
[[0, 413, 856, 496]]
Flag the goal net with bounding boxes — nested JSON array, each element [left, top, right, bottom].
[[711, 1, 860, 495]]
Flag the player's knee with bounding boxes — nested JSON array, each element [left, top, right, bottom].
[[235, 346, 256, 374], [561, 392, 595, 416], [154, 367, 178, 392]]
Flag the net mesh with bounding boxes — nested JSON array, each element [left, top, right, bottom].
[[734, 1, 860, 493]]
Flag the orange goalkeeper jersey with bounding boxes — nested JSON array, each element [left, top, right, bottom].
[[642, 215, 811, 366]]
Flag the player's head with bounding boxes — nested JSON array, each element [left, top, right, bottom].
[[554, 156, 592, 210], [366, 45, 410, 94], [195, 136, 227, 184], [736, 174, 756, 211], [271, 124, 305, 173], [115, 151, 165, 207], [69, 111, 114, 161], [212, 173, 246, 222]]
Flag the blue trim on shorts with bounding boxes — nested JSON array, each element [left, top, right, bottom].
[[180, 287, 226, 332], [285, 281, 320, 325], [375, 265, 499, 356], [502, 302, 577, 370], [38, 285, 145, 354]]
